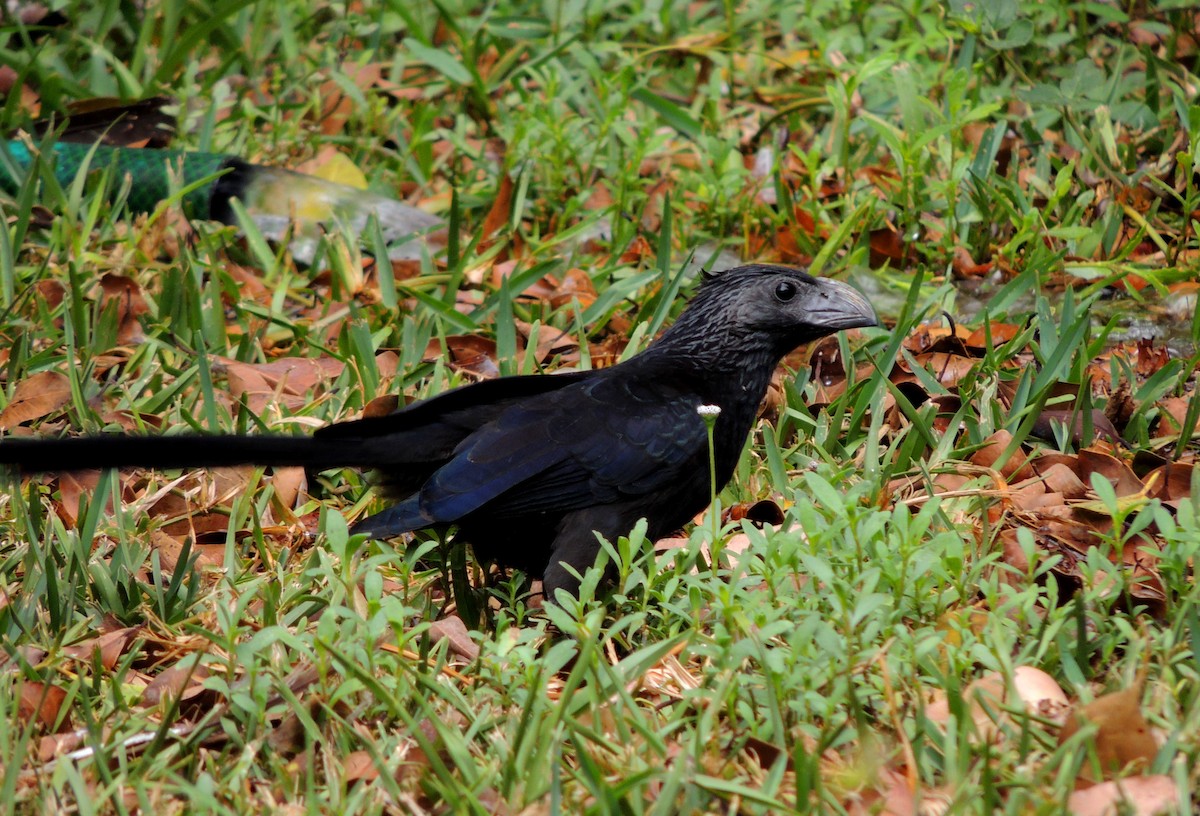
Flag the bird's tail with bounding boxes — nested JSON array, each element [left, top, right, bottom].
[[0, 433, 376, 474], [349, 497, 429, 538]]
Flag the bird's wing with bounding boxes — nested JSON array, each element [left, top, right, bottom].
[[416, 374, 707, 522], [312, 371, 592, 491]]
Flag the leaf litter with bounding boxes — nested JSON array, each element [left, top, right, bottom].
[[3, 4, 1200, 813]]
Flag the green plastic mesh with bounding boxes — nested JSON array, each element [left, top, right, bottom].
[[0, 141, 233, 218]]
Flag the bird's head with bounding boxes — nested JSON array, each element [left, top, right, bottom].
[[658, 264, 878, 364]]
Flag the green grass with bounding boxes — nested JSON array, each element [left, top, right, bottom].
[[2, 0, 1200, 812]]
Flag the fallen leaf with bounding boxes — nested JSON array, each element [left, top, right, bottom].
[[0, 371, 71, 429], [18, 681, 68, 731], [868, 226, 908, 268], [867, 768, 917, 816], [926, 666, 1068, 737], [1059, 686, 1158, 782], [362, 394, 401, 418], [970, 430, 1036, 481], [480, 172, 514, 241], [1066, 775, 1177, 816], [271, 467, 306, 512], [1011, 666, 1070, 724], [63, 627, 143, 670], [149, 529, 225, 573], [142, 653, 213, 708], [950, 245, 992, 278], [218, 356, 345, 413], [55, 470, 104, 526], [428, 616, 480, 661], [97, 273, 150, 344], [343, 750, 380, 782], [550, 268, 598, 310], [725, 498, 785, 526], [424, 335, 501, 379]]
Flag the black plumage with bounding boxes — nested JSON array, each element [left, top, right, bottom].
[[0, 264, 876, 599]]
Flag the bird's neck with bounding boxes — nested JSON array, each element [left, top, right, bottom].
[[640, 325, 781, 402], [635, 331, 782, 461]]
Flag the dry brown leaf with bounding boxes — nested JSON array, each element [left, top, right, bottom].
[[1074, 450, 1145, 498], [1011, 666, 1070, 724], [150, 466, 257, 537], [998, 527, 1033, 576], [0, 645, 46, 675], [867, 226, 909, 268], [142, 654, 212, 707], [527, 324, 580, 366], [394, 718, 444, 786], [1142, 463, 1194, 502], [930, 472, 971, 494], [1105, 380, 1136, 431], [219, 356, 345, 413], [725, 498, 785, 526], [311, 64, 385, 136], [55, 469, 104, 526], [861, 768, 917, 816], [1005, 475, 1052, 511], [37, 730, 91, 764], [0, 65, 40, 117], [963, 322, 1020, 349], [149, 529, 225, 572], [223, 262, 273, 306], [428, 616, 480, 661], [962, 673, 1006, 738], [902, 322, 972, 354], [1059, 686, 1158, 782], [268, 710, 310, 756], [927, 666, 1068, 738], [550, 268, 598, 310], [375, 350, 400, 383], [424, 335, 502, 379], [99, 409, 165, 433], [1155, 396, 1197, 437], [639, 177, 671, 232], [1015, 490, 1072, 513], [271, 467, 306, 512], [950, 245, 993, 279], [34, 279, 66, 311], [909, 351, 978, 388], [0, 371, 70, 429], [480, 173, 514, 242], [362, 393, 401, 418], [1066, 775, 1178, 816], [342, 750, 380, 782], [62, 627, 143, 671], [715, 531, 756, 569], [619, 234, 655, 264], [808, 334, 852, 391], [1033, 409, 1125, 447], [18, 681, 68, 731], [970, 430, 1036, 482], [1039, 463, 1089, 500], [97, 273, 150, 344]]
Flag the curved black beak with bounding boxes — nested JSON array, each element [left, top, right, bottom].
[[806, 278, 878, 331]]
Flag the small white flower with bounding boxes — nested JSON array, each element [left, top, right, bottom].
[[696, 404, 722, 418]]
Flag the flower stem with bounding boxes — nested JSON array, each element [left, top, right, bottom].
[[697, 404, 722, 573]]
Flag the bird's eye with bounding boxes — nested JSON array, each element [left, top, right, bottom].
[[774, 281, 797, 302]]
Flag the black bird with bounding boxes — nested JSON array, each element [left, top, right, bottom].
[[0, 265, 876, 599]]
